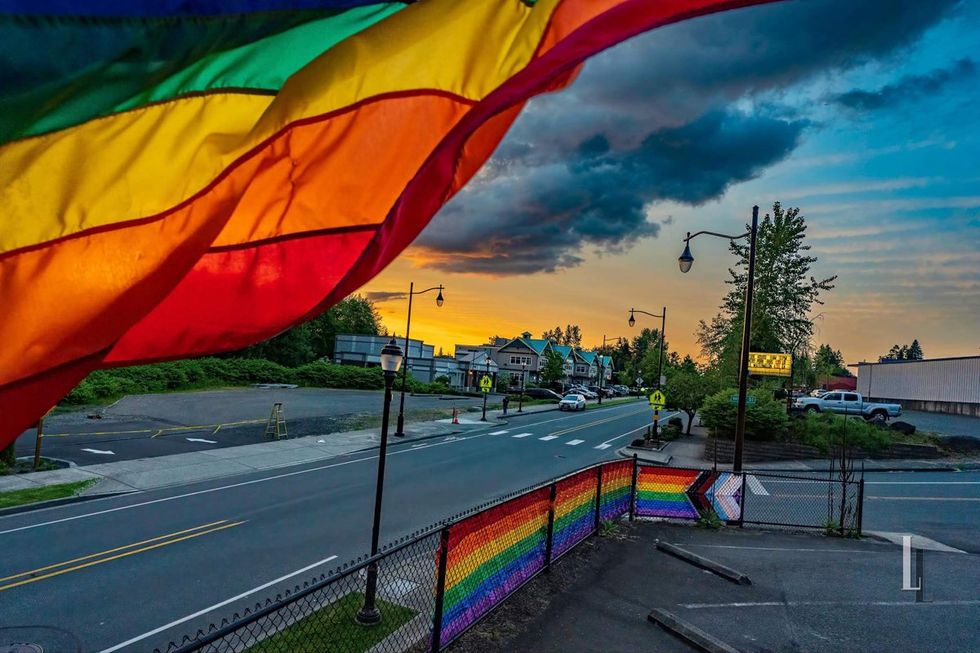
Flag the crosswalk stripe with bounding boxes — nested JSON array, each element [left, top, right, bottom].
[[539, 435, 559, 441], [594, 443, 612, 450], [566, 439, 585, 446], [489, 430, 509, 435], [511, 433, 532, 439], [747, 475, 769, 496]]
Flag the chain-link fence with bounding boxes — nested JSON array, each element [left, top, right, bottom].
[[156, 458, 861, 653], [740, 470, 864, 533]]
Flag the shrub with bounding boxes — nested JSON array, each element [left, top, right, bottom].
[[789, 412, 891, 453], [699, 388, 789, 441], [667, 416, 683, 430]]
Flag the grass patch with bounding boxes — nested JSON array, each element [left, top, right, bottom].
[[246, 592, 414, 653], [0, 479, 97, 510], [0, 458, 61, 476]]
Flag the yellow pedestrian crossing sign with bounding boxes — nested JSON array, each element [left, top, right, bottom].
[[649, 390, 666, 410], [480, 375, 493, 392]]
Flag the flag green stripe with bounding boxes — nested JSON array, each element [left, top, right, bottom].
[[0, 4, 402, 143]]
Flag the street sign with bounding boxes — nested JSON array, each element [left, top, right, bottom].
[[659, 374, 667, 387], [748, 352, 792, 377], [649, 390, 666, 410], [730, 395, 757, 406], [479, 375, 492, 393], [635, 377, 643, 386]]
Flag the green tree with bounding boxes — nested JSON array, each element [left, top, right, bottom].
[[540, 350, 567, 385], [699, 388, 789, 441], [907, 339, 924, 360], [697, 202, 836, 384], [664, 356, 709, 434]]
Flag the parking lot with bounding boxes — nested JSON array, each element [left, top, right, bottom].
[[14, 387, 486, 465]]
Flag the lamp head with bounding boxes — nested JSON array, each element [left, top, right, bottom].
[[628, 309, 636, 328], [435, 286, 444, 307], [379, 337, 403, 373], [678, 235, 694, 273]]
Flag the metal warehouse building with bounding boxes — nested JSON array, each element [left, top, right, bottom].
[[854, 356, 980, 417]]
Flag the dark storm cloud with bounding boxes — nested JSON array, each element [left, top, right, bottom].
[[832, 58, 976, 111], [417, 111, 804, 274], [413, 0, 960, 275]]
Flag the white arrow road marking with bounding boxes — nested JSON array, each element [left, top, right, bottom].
[[186, 438, 217, 444], [81, 448, 114, 455], [489, 430, 509, 435], [566, 439, 585, 446], [539, 435, 558, 441], [746, 475, 769, 496], [511, 433, 532, 438], [594, 443, 612, 450]]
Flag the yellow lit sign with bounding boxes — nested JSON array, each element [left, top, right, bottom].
[[748, 352, 792, 377]]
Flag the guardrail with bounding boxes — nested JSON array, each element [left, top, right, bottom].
[[157, 457, 861, 653]]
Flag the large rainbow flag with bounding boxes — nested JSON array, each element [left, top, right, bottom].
[[0, 0, 772, 448]]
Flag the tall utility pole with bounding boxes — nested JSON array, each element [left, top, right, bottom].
[[678, 205, 758, 472], [394, 282, 444, 437]]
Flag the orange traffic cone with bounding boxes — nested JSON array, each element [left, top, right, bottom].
[[452, 407, 459, 424]]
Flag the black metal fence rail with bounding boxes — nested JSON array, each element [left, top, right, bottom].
[[156, 458, 862, 653]]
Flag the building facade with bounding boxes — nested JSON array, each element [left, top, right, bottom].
[[854, 356, 980, 416]]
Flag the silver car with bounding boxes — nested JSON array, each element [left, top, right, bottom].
[[559, 394, 587, 411]]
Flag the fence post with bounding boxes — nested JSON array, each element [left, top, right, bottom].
[[593, 466, 603, 534], [737, 472, 747, 527], [544, 482, 557, 571], [856, 478, 865, 536], [431, 526, 451, 653], [629, 454, 639, 521]]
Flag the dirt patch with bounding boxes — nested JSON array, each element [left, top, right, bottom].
[[443, 522, 637, 653]]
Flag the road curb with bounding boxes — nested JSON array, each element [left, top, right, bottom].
[[0, 490, 132, 517], [655, 541, 752, 585], [647, 608, 742, 653]]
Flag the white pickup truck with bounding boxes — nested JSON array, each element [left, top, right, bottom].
[[794, 391, 902, 420]]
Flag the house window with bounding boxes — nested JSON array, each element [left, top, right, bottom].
[[509, 355, 532, 366]]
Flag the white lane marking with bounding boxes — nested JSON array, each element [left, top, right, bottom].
[[539, 435, 559, 441], [566, 439, 585, 446], [99, 555, 338, 653], [488, 430, 509, 435], [186, 438, 217, 444], [511, 433, 532, 439], [746, 475, 769, 496], [681, 599, 980, 609], [594, 444, 612, 450], [593, 412, 679, 449], [866, 481, 980, 485], [81, 448, 115, 455], [867, 496, 980, 502], [684, 545, 877, 553], [0, 427, 500, 535]]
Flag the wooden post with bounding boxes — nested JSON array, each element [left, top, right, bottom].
[[33, 416, 44, 471]]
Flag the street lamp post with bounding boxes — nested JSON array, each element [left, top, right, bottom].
[[357, 338, 404, 625], [627, 308, 667, 391], [519, 361, 527, 413], [678, 205, 759, 473], [394, 282, 444, 437]]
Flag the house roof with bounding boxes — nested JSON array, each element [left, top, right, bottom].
[[523, 338, 551, 355], [551, 344, 573, 359], [576, 350, 597, 364]]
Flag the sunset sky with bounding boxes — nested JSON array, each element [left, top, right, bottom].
[[363, 0, 980, 365]]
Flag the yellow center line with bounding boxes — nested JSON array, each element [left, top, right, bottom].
[[0, 520, 246, 592], [45, 418, 266, 438], [0, 520, 229, 584], [549, 408, 649, 437]]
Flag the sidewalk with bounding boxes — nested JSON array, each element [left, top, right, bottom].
[[0, 403, 557, 498]]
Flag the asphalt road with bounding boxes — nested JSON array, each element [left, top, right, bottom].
[[0, 401, 664, 653], [14, 388, 487, 466]]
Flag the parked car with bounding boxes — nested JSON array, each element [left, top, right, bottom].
[[520, 387, 563, 401], [794, 391, 901, 420], [588, 385, 614, 398], [570, 387, 597, 400], [809, 388, 828, 397], [558, 394, 587, 411]]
